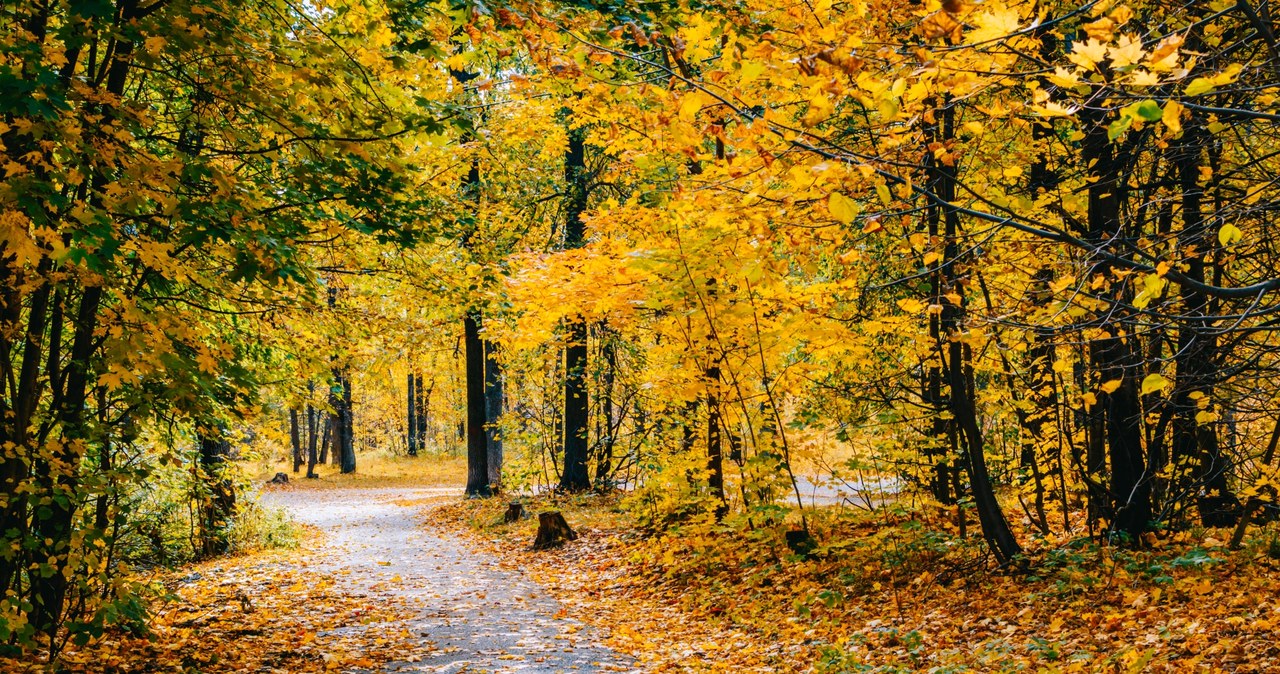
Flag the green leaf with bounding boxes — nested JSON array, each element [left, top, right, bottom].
[[1132, 100, 1163, 121], [1107, 116, 1132, 140]]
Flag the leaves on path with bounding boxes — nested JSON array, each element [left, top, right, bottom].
[[439, 495, 1280, 672], [2, 538, 429, 673]]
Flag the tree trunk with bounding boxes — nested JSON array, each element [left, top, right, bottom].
[[562, 320, 591, 491], [407, 372, 418, 456], [306, 404, 319, 478], [290, 409, 303, 472], [341, 375, 355, 473], [707, 364, 727, 519], [320, 416, 332, 465], [1081, 108, 1152, 542], [596, 334, 617, 485], [197, 428, 237, 559], [485, 339, 504, 488], [1171, 123, 1236, 524], [465, 314, 492, 496], [560, 121, 591, 492], [934, 100, 1023, 565], [416, 374, 428, 451]]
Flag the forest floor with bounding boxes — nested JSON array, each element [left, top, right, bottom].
[[26, 459, 635, 674], [25, 455, 1280, 673], [439, 492, 1280, 673]]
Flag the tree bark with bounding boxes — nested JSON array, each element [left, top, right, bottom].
[[533, 511, 577, 549], [1171, 123, 1236, 523], [306, 404, 319, 478], [407, 372, 418, 456], [1081, 107, 1152, 541], [485, 339, 504, 488], [560, 121, 591, 492], [465, 314, 492, 496], [339, 375, 355, 473], [934, 101, 1023, 565], [416, 374, 428, 451], [707, 364, 727, 519], [290, 409, 303, 472], [197, 428, 236, 559]]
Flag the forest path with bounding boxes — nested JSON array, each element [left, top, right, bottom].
[[262, 487, 634, 674]]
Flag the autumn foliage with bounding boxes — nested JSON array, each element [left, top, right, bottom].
[[5, 0, 1280, 669]]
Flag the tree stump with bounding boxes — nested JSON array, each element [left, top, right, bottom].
[[533, 511, 577, 549], [785, 529, 816, 558], [503, 502, 524, 523], [267, 472, 289, 485]]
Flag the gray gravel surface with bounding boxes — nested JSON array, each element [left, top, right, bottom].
[[262, 487, 635, 674]]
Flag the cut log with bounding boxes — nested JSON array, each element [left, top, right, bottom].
[[267, 472, 289, 485], [533, 511, 577, 549], [503, 502, 524, 523]]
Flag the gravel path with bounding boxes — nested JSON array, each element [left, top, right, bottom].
[[261, 488, 634, 674]]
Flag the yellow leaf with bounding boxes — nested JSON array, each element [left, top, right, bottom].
[[1108, 34, 1145, 68], [1195, 410, 1219, 425], [876, 183, 892, 206], [1068, 39, 1109, 70], [827, 192, 859, 224], [1218, 223, 1242, 246], [1162, 100, 1183, 133], [1141, 373, 1171, 395], [144, 36, 167, 56], [923, 251, 941, 266], [896, 298, 925, 313], [679, 92, 704, 122], [1100, 379, 1122, 394], [1083, 17, 1116, 42]]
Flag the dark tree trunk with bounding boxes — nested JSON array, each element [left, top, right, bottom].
[[1081, 108, 1152, 542], [30, 283, 104, 635], [560, 122, 591, 492], [197, 428, 236, 559], [24, 27, 133, 626], [562, 320, 591, 491], [465, 314, 492, 496], [407, 372, 418, 456], [290, 409, 303, 472], [416, 374, 428, 451], [339, 375, 355, 473], [1171, 123, 1235, 521], [484, 339, 504, 487], [920, 100, 954, 507], [306, 404, 319, 478], [320, 416, 332, 465], [707, 364, 727, 519], [934, 101, 1023, 565]]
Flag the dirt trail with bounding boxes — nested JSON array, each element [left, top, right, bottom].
[[262, 487, 634, 674]]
